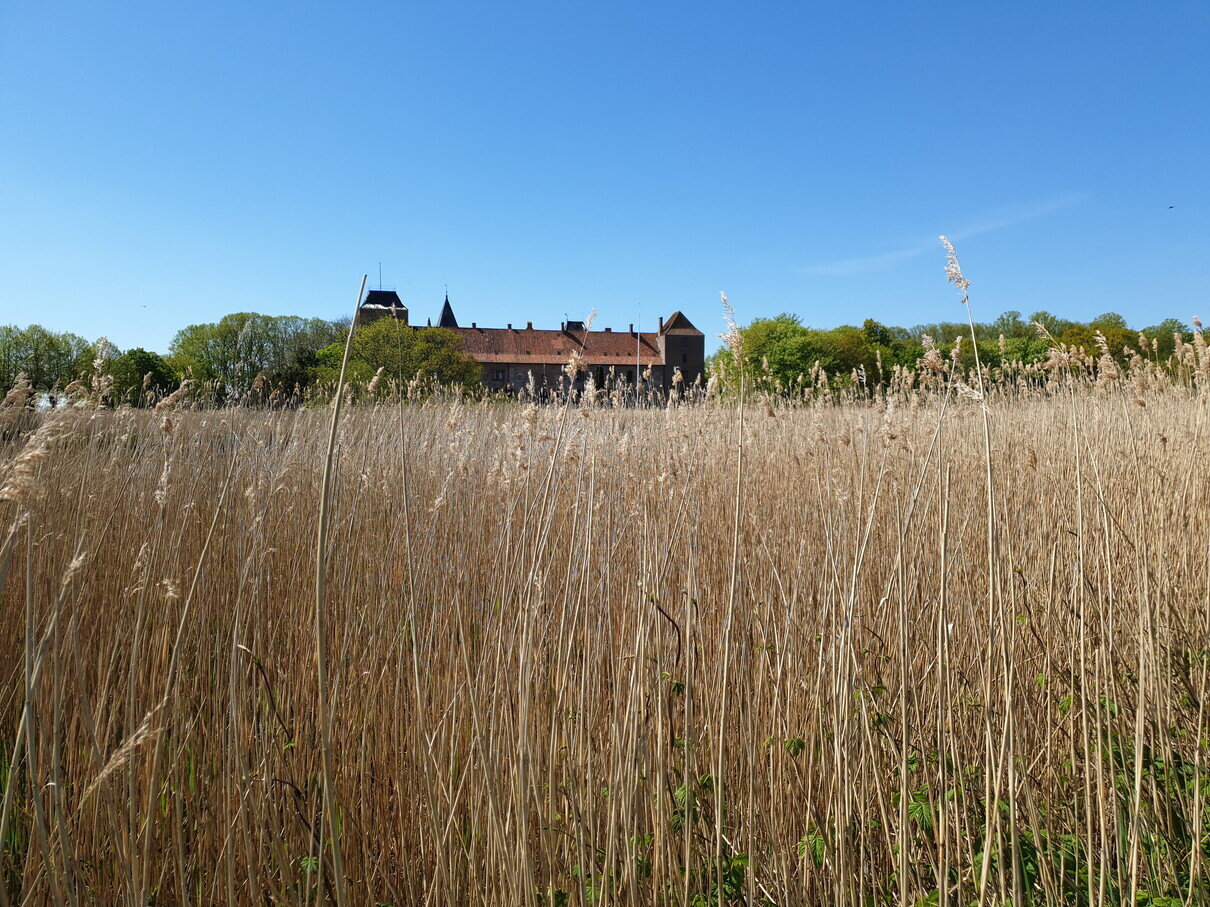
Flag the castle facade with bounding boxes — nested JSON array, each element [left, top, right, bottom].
[[357, 290, 705, 393]]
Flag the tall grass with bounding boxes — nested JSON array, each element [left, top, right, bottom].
[[1, 349, 1209, 904]]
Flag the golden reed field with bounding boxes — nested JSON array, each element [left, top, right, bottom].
[[1, 342, 1209, 905]]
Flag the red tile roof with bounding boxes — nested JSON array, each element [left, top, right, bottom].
[[453, 327, 665, 365]]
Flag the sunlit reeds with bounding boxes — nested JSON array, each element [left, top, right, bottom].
[[1, 329, 1208, 904]]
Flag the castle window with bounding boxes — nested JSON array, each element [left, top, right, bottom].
[[492, 369, 505, 381]]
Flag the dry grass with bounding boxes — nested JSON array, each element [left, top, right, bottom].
[[1, 373, 1208, 904]]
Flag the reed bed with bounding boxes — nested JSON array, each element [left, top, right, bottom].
[[1, 374, 1208, 905]]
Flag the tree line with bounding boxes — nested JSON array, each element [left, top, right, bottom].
[[0, 313, 483, 403], [1, 308, 1197, 403], [709, 310, 1195, 390]]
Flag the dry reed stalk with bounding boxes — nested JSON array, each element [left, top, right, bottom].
[[0, 361, 1207, 904], [313, 274, 367, 907]]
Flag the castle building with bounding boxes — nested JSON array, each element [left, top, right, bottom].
[[358, 291, 705, 393], [355, 289, 409, 324]]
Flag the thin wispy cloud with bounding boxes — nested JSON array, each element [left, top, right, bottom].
[[800, 191, 1088, 277]]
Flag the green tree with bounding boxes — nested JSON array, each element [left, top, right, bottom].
[[108, 348, 176, 405], [1028, 311, 1078, 339], [0, 324, 93, 390], [729, 315, 837, 389], [908, 320, 972, 347], [168, 313, 344, 391], [1084, 313, 1135, 360], [861, 319, 895, 347], [821, 325, 877, 378], [1140, 318, 1189, 359], [1090, 312, 1129, 331], [313, 318, 482, 390], [1058, 324, 1097, 355], [992, 310, 1031, 339], [1146, 317, 1189, 337], [1000, 336, 1050, 363]]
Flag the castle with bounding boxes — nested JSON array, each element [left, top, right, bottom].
[[357, 290, 705, 393]]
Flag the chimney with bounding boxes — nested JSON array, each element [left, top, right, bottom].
[[658, 316, 664, 332], [507, 323, 512, 330], [527, 321, 533, 330], [604, 327, 611, 332], [629, 323, 634, 334], [472, 322, 477, 329]]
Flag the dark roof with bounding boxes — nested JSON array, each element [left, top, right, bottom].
[[438, 295, 459, 328], [454, 326, 665, 365], [660, 311, 700, 334], [362, 289, 406, 310]]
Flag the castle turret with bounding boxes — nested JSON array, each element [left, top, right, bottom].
[[357, 289, 408, 326], [438, 294, 459, 328], [656, 311, 705, 387]]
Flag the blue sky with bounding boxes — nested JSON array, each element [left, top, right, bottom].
[[1, 1, 1207, 354]]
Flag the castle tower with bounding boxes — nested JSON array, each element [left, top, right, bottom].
[[438, 294, 459, 328], [356, 289, 408, 326], [656, 311, 705, 387]]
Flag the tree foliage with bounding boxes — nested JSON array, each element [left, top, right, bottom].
[[2, 305, 1198, 403], [0, 324, 94, 390], [108, 348, 177, 405], [711, 310, 1198, 392], [168, 313, 344, 391], [313, 318, 483, 390]]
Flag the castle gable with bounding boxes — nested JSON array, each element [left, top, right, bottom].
[[660, 311, 701, 334]]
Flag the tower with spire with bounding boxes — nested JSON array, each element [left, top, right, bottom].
[[438, 293, 459, 328]]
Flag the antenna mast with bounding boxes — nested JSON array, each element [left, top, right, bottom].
[[636, 301, 641, 397]]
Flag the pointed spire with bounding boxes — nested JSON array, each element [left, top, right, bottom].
[[438, 293, 459, 328], [660, 311, 700, 334]]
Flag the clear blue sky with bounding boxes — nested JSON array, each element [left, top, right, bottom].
[[2, 1, 1207, 354]]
